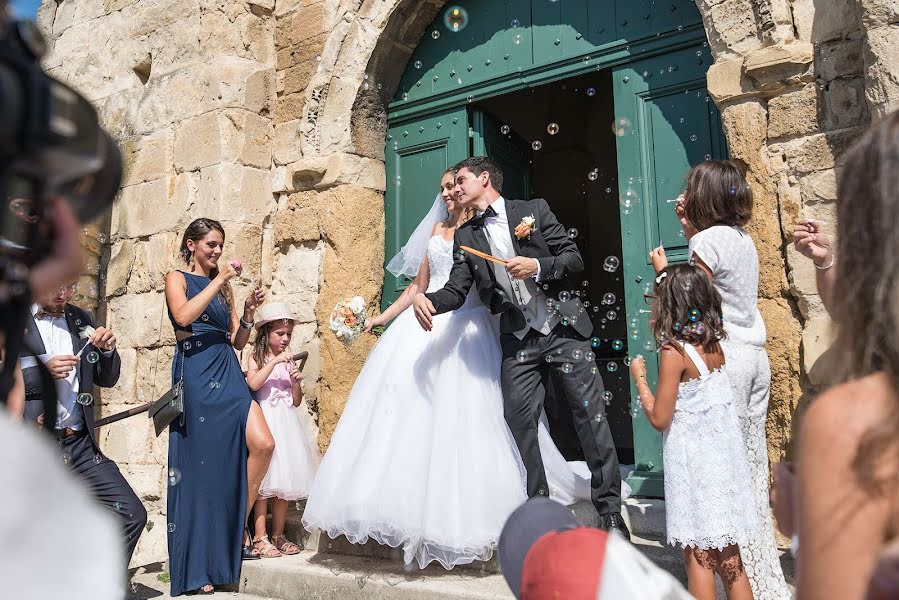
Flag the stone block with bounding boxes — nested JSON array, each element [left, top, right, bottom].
[[799, 170, 838, 204], [124, 463, 165, 502], [271, 243, 323, 306], [132, 508, 168, 566], [720, 101, 768, 164], [863, 25, 899, 117], [284, 156, 330, 191], [128, 0, 198, 38], [275, 1, 326, 49], [122, 129, 174, 187], [274, 190, 322, 245], [174, 109, 273, 172], [115, 179, 178, 238], [100, 347, 137, 407], [703, 0, 761, 58], [274, 120, 305, 165], [822, 79, 867, 131], [135, 345, 176, 405], [276, 32, 327, 71], [779, 128, 861, 175], [196, 163, 275, 224], [317, 153, 386, 192], [275, 93, 307, 125], [792, 0, 860, 43], [221, 223, 266, 287], [744, 42, 814, 86], [767, 84, 820, 140], [198, 3, 275, 65], [281, 61, 317, 96], [107, 291, 169, 349], [319, 77, 358, 155], [144, 15, 205, 80], [859, 0, 899, 28], [803, 316, 838, 386], [128, 233, 181, 295], [818, 39, 864, 81], [706, 58, 753, 104], [100, 405, 156, 463]]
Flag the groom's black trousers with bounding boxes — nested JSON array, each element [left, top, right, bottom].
[[500, 325, 621, 515]]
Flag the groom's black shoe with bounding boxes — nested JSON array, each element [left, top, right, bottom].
[[600, 512, 631, 542]]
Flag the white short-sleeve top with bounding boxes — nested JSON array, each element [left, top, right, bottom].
[[688, 225, 766, 347]]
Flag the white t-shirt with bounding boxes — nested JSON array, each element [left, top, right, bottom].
[[688, 225, 766, 347]]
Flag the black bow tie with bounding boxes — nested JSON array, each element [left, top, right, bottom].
[[36, 308, 65, 320], [472, 205, 498, 226]]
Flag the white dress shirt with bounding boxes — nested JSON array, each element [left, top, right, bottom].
[[29, 304, 84, 430], [482, 196, 542, 279]]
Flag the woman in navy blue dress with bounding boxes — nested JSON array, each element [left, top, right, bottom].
[[164, 218, 274, 595]]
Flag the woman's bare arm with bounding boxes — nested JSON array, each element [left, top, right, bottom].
[[165, 270, 228, 328]]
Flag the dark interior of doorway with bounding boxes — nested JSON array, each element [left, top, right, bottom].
[[475, 71, 635, 465]]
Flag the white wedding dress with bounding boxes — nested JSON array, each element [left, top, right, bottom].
[[303, 235, 606, 569]]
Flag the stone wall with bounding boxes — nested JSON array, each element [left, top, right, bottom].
[[38, 0, 899, 568]]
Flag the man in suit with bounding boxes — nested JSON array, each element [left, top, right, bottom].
[[413, 156, 628, 538], [21, 280, 147, 565]]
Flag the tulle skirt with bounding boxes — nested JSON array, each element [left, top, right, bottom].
[[302, 304, 528, 569], [258, 401, 320, 501]]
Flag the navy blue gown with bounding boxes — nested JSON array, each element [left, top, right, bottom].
[[167, 271, 250, 596]]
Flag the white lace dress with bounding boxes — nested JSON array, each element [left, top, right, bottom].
[[303, 235, 604, 570], [663, 343, 760, 550]]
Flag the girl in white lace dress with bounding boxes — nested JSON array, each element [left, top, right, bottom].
[[630, 264, 759, 600]]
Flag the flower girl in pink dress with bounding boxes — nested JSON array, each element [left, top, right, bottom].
[[247, 303, 320, 557]]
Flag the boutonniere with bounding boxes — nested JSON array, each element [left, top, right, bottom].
[[514, 214, 537, 240]]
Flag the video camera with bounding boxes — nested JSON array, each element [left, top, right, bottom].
[[0, 19, 123, 427]]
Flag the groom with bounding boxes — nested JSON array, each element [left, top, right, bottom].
[[413, 156, 628, 539]]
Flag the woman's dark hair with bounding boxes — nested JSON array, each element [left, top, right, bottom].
[[683, 160, 753, 232], [649, 264, 726, 354], [179, 218, 232, 311], [831, 111, 899, 493]]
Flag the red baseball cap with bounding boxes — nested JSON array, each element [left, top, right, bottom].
[[520, 527, 608, 599]]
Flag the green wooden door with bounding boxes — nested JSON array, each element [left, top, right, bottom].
[[382, 106, 470, 309], [613, 43, 725, 496], [471, 108, 532, 200]]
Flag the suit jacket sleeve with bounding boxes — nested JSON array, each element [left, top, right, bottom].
[[534, 197, 584, 280], [84, 311, 121, 388], [424, 235, 473, 314]]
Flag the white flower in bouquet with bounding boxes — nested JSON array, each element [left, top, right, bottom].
[[329, 296, 368, 345]]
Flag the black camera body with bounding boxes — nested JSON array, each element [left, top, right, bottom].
[[0, 20, 123, 423]]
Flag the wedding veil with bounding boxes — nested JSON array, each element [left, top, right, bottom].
[[385, 194, 447, 278]]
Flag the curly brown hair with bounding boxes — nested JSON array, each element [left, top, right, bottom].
[[649, 264, 726, 354], [684, 160, 753, 232]]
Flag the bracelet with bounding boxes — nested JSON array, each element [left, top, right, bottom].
[[814, 254, 834, 270], [239, 317, 254, 330]]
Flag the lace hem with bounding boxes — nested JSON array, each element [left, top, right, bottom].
[[302, 517, 498, 570], [258, 488, 311, 501], [667, 532, 749, 551]]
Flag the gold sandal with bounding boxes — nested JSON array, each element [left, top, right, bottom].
[[272, 534, 301, 555], [253, 535, 282, 558]]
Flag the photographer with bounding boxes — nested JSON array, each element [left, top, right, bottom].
[[21, 279, 147, 565]]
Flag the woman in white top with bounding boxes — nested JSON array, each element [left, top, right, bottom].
[[652, 160, 790, 599]]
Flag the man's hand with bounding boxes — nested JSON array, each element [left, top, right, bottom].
[[770, 461, 796, 538], [46, 355, 79, 380], [505, 256, 539, 280], [792, 219, 833, 267], [649, 246, 668, 274], [88, 327, 116, 352], [412, 293, 436, 331]]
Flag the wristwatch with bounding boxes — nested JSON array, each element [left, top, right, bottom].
[[239, 317, 254, 330]]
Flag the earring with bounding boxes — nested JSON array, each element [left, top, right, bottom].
[[189, 251, 195, 269]]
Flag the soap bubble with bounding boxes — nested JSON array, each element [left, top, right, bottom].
[[547, 122, 560, 135], [501, 125, 510, 134], [606, 310, 617, 321], [558, 290, 571, 302], [511, 18, 521, 27], [61, 453, 71, 465], [76, 393, 93, 406], [607, 362, 619, 372], [86, 351, 100, 364], [516, 350, 529, 362], [168, 468, 182, 486], [587, 87, 596, 97], [431, 30, 441, 40], [611, 339, 624, 351], [572, 349, 584, 360], [690, 134, 698, 142], [545, 355, 554, 363], [568, 228, 579, 238], [198, 416, 205, 423], [585, 351, 595, 361], [611, 117, 632, 137], [602, 391, 613, 404], [168, 523, 176, 533], [590, 337, 601, 348], [443, 5, 469, 32], [688, 308, 702, 322], [588, 169, 599, 181], [561, 363, 573, 374], [602, 256, 621, 272], [603, 293, 616, 305], [532, 140, 543, 151], [414, 60, 422, 69]]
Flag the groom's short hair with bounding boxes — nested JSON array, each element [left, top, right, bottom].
[[455, 156, 504, 195]]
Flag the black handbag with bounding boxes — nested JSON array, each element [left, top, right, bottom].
[[148, 344, 186, 436]]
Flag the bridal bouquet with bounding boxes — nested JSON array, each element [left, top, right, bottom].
[[329, 296, 384, 344]]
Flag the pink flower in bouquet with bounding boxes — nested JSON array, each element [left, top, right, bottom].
[[229, 258, 242, 270]]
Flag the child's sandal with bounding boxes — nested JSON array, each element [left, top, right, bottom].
[[253, 535, 282, 558], [272, 535, 301, 555]]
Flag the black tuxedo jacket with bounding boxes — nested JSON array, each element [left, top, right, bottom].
[[21, 304, 121, 445], [426, 197, 592, 338]]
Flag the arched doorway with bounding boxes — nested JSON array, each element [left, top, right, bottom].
[[383, 0, 725, 497]]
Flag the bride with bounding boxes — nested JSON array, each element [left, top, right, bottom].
[[302, 169, 624, 570]]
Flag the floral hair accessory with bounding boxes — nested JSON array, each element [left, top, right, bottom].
[[655, 272, 668, 285], [514, 214, 537, 240]]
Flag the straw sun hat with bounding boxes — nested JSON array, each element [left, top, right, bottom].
[[254, 302, 297, 330]]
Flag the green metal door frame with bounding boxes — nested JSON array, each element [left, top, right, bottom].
[[384, 0, 722, 498]]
